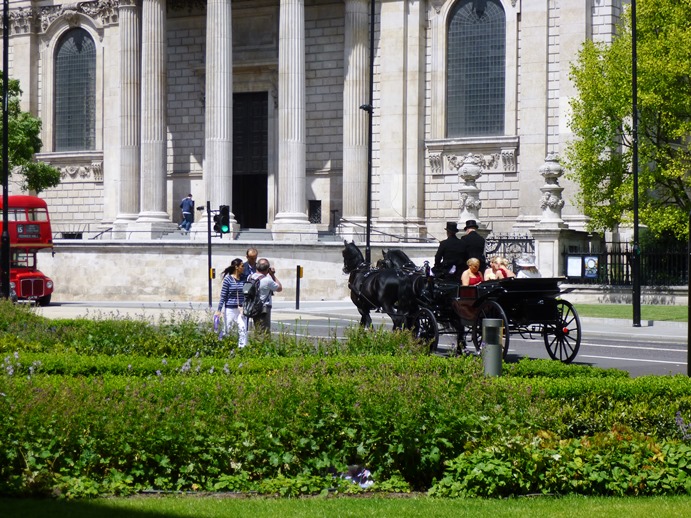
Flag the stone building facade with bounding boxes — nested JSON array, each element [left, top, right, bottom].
[[6, 0, 627, 243]]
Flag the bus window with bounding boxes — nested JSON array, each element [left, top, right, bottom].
[[28, 208, 49, 222], [11, 251, 36, 269], [8, 209, 23, 222]]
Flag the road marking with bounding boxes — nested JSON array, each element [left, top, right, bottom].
[[579, 354, 687, 365], [582, 342, 686, 353]]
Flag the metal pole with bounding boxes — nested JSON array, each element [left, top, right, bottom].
[[631, 0, 641, 327], [364, 0, 375, 265], [207, 201, 212, 308], [1, 0, 10, 299], [688, 211, 690, 377]]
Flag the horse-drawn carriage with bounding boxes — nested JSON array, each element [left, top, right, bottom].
[[342, 242, 582, 364], [411, 276, 581, 363]]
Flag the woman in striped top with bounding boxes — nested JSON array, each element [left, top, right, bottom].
[[215, 258, 248, 348]]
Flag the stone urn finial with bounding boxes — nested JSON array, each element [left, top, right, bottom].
[[449, 153, 483, 227], [537, 153, 566, 228]]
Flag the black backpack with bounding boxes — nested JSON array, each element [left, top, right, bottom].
[[242, 275, 264, 318]]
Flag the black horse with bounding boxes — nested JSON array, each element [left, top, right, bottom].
[[376, 248, 418, 270], [342, 241, 417, 328]]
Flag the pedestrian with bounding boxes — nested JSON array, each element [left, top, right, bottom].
[[179, 194, 194, 232], [240, 247, 258, 282], [248, 258, 282, 333], [433, 221, 468, 280], [215, 258, 248, 348], [460, 220, 486, 273]]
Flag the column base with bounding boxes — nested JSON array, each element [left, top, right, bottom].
[[271, 213, 318, 242], [188, 218, 241, 241], [126, 220, 178, 240], [112, 214, 139, 239]]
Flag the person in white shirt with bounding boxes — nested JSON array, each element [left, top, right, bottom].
[[248, 258, 282, 333]]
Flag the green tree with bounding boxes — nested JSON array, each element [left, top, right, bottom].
[[565, 0, 691, 240], [0, 76, 61, 193]]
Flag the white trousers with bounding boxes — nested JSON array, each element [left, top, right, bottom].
[[223, 306, 248, 348]]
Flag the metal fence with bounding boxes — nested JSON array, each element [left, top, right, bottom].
[[563, 242, 688, 286]]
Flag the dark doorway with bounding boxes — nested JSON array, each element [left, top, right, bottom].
[[233, 92, 268, 229]]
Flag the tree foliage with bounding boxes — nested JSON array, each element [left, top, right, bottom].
[[565, 0, 691, 240], [0, 76, 61, 193]]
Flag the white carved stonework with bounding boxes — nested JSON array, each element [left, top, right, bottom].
[[501, 148, 516, 171], [428, 153, 443, 174], [430, 0, 445, 14], [59, 161, 104, 183], [9, 8, 38, 35], [38, 1, 117, 33], [426, 136, 519, 175], [537, 153, 567, 229], [455, 153, 483, 225]]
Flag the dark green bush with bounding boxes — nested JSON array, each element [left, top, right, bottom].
[[2, 300, 691, 499]]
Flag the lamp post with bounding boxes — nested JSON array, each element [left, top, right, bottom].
[[359, 0, 375, 265], [631, 0, 641, 327], [1, 0, 10, 300]]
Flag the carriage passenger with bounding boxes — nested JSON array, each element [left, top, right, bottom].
[[498, 257, 516, 278], [461, 258, 484, 286], [484, 256, 506, 281]]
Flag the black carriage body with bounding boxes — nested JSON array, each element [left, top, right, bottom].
[[413, 276, 582, 363]]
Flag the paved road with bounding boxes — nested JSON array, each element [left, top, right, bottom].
[[34, 299, 689, 377]]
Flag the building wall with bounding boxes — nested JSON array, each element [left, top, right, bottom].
[[6, 1, 628, 240]]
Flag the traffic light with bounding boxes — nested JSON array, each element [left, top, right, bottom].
[[219, 205, 231, 234], [213, 213, 222, 233]]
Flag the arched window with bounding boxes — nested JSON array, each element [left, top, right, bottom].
[[54, 28, 96, 151], [447, 0, 505, 137]]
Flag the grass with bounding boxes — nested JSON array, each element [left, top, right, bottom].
[[3, 495, 691, 517], [574, 303, 688, 322]]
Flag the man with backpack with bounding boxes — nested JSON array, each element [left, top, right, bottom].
[[245, 258, 282, 333]]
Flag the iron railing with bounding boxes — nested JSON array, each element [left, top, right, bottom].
[[563, 242, 688, 286]]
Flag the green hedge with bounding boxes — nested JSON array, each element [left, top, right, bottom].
[[1, 301, 691, 499]]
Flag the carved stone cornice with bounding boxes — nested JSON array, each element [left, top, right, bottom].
[[59, 161, 104, 183], [38, 1, 119, 33], [426, 136, 520, 175], [8, 7, 39, 35]]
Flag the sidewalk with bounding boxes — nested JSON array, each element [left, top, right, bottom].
[[32, 299, 688, 342]]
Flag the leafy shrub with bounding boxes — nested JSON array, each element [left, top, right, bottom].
[[2, 302, 691, 498]]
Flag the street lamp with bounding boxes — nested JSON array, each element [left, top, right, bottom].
[[631, 0, 641, 327], [359, 0, 375, 265], [1, 0, 10, 300]]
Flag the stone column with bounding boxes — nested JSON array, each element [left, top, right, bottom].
[[339, 0, 369, 241], [136, 0, 171, 234], [197, 0, 237, 239], [114, 0, 141, 233], [272, 0, 317, 241], [514, 0, 549, 230]]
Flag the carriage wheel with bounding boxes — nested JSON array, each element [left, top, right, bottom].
[[413, 307, 440, 352], [472, 300, 510, 359], [543, 300, 581, 363]]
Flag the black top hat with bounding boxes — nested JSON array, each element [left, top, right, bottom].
[[464, 219, 479, 230], [445, 221, 459, 233]]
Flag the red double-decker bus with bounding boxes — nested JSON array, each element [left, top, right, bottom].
[[0, 195, 54, 305]]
